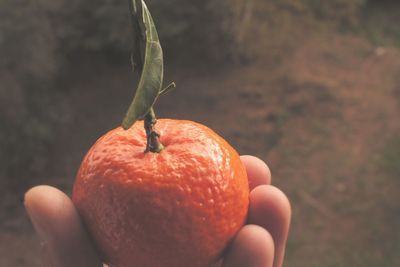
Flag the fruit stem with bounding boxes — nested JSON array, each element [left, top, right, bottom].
[[144, 108, 164, 153]]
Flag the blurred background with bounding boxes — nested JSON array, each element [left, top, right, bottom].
[[1, 0, 399, 266]]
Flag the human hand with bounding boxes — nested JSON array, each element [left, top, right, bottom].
[[25, 155, 291, 267]]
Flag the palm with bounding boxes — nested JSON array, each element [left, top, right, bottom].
[[25, 155, 291, 267]]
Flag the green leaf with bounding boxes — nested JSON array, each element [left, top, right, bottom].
[[122, 0, 164, 129], [129, 0, 145, 74]]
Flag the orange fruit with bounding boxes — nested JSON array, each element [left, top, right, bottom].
[[72, 119, 249, 267]]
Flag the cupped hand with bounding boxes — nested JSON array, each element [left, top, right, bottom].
[[25, 155, 291, 267]]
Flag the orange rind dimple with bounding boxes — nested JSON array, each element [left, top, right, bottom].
[[73, 119, 249, 267]]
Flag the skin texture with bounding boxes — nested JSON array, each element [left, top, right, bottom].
[[25, 156, 291, 267], [72, 120, 249, 267]]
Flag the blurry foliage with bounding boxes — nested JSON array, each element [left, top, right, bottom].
[[0, 0, 378, 188], [52, 0, 249, 60], [60, 0, 368, 59], [305, 0, 366, 25], [236, 0, 369, 62], [380, 135, 400, 178], [0, 0, 67, 190], [357, 1, 400, 47], [0, 1, 59, 80]]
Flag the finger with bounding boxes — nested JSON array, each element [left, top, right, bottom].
[[222, 224, 274, 267], [24, 185, 102, 267], [248, 185, 291, 267], [240, 155, 271, 190]]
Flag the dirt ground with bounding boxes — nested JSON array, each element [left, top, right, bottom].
[[1, 32, 400, 266]]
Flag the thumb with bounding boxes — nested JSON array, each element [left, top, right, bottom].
[[25, 185, 102, 267]]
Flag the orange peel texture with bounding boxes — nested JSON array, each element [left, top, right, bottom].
[[73, 119, 249, 267]]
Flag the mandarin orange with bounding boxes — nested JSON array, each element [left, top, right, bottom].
[[72, 119, 249, 267]]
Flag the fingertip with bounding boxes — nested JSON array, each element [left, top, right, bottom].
[[25, 185, 68, 219], [249, 185, 291, 227], [240, 155, 271, 189], [249, 185, 291, 267], [223, 225, 274, 267]]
